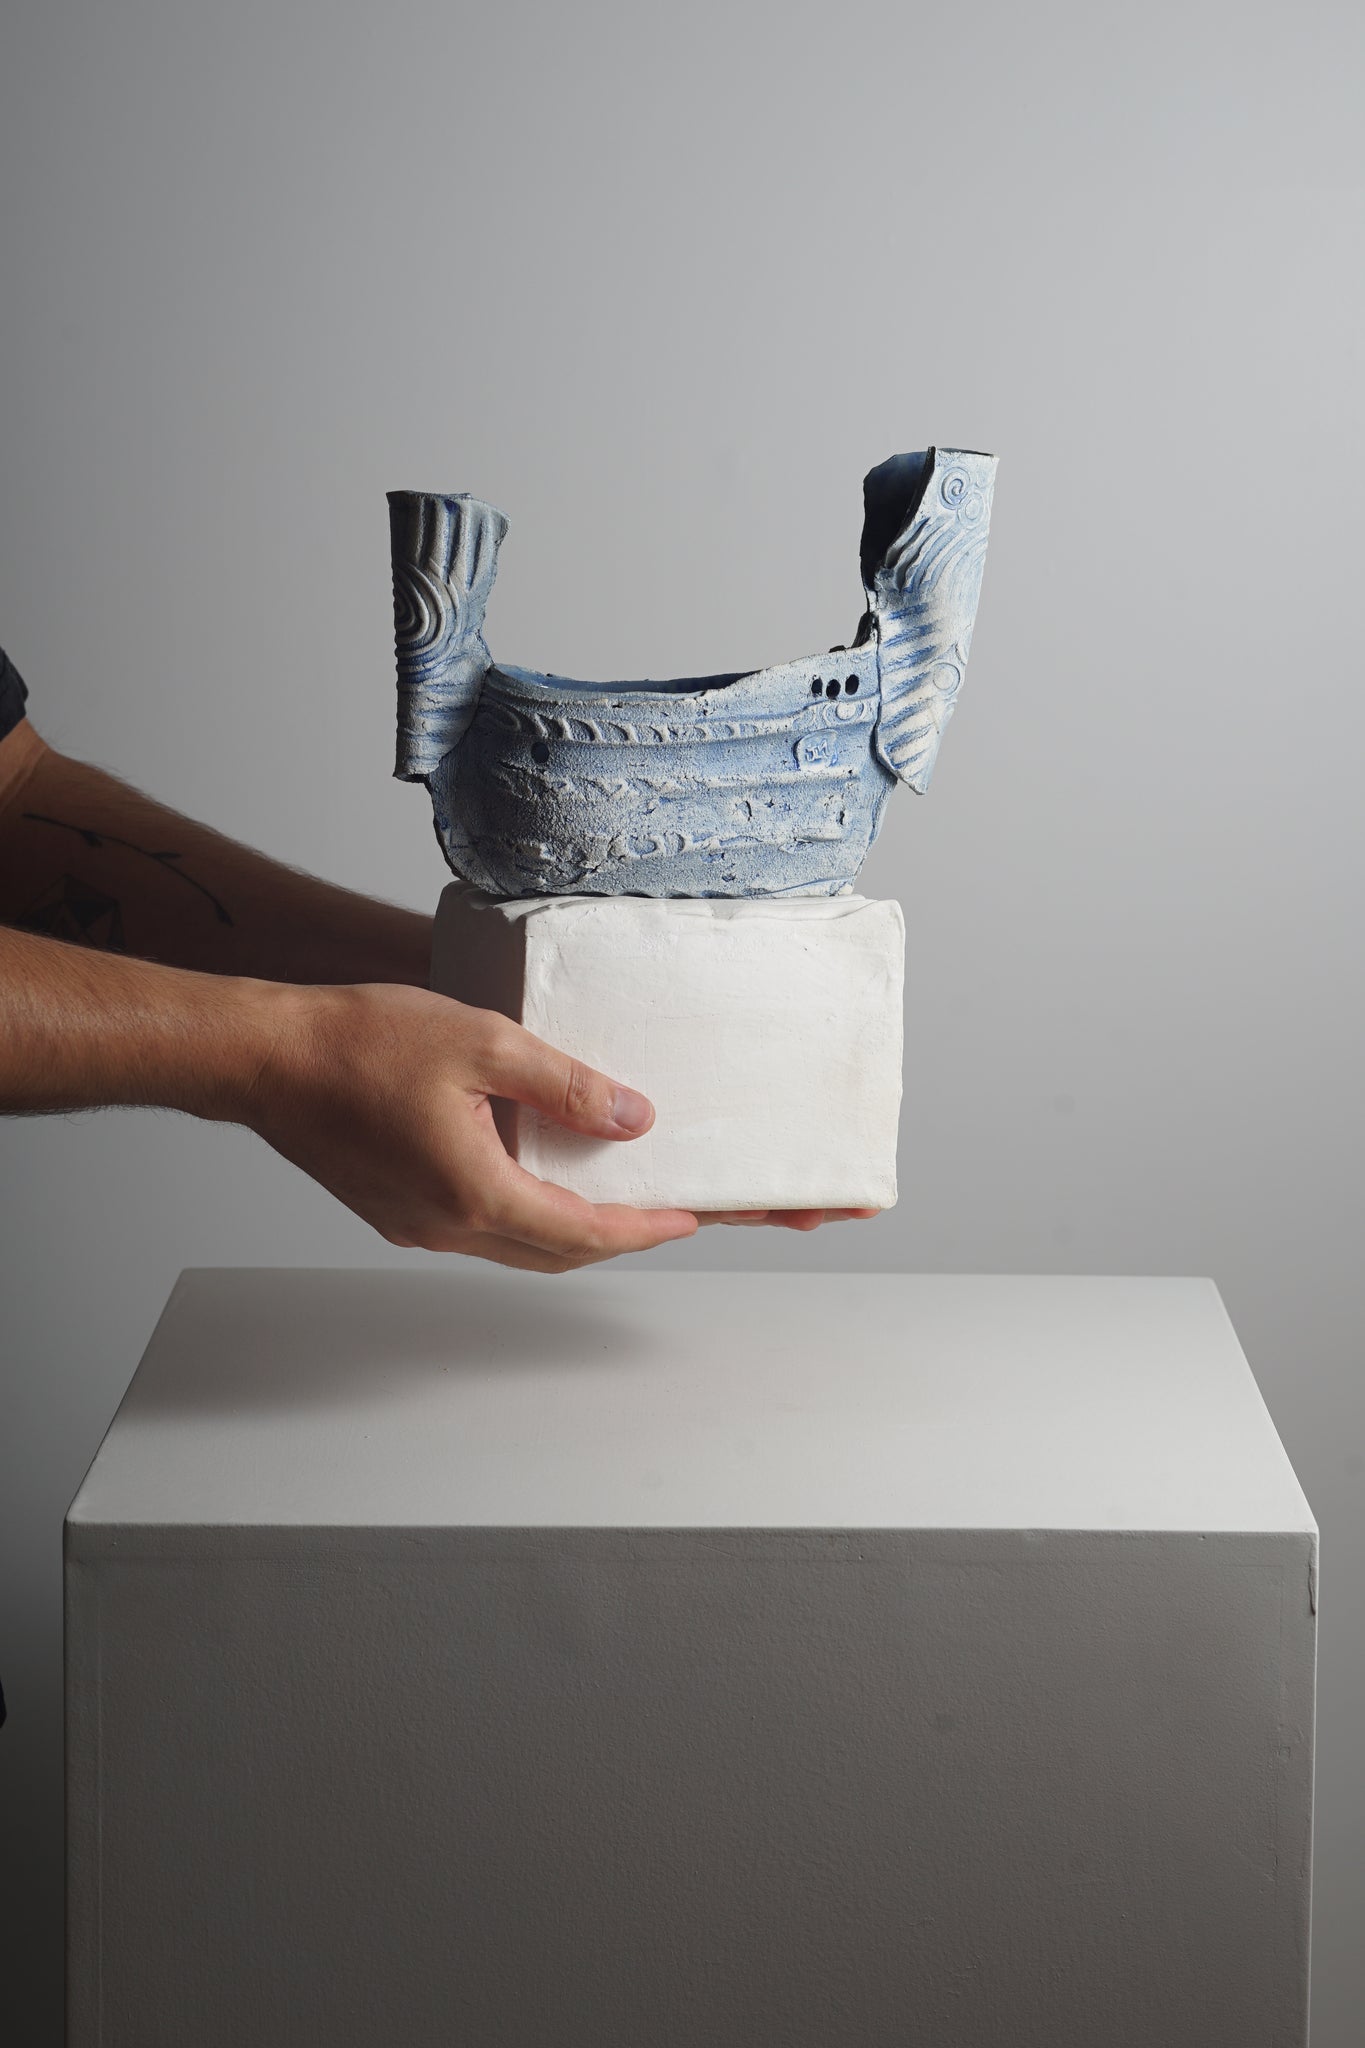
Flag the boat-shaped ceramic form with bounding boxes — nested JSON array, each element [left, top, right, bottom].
[[389, 448, 996, 897]]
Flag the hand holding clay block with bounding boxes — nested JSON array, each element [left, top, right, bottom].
[[430, 885, 904, 1212]]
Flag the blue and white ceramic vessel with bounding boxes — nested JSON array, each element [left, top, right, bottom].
[[388, 448, 996, 897]]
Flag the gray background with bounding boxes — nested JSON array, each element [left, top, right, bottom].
[[1, 0, 1360, 2037]]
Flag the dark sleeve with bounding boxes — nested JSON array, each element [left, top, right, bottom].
[[0, 646, 29, 742]]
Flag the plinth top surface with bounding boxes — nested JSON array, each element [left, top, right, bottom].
[[68, 1270, 1313, 1535]]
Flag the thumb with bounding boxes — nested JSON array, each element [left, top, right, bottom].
[[477, 1017, 656, 1141]]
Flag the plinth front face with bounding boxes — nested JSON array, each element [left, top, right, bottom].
[[66, 1272, 1316, 2048]]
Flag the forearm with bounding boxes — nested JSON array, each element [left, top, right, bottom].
[[0, 921, 285, 1120], [0, 729, 432, 986], [0, 921, 700, 1268]]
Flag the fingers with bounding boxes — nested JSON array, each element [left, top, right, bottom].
[[767, 1208, 882, 1228], [415, 1086, 692, 1264], [452, 1234, 621, 1275], [473, 1014, 655, 1142], [405, 1188, 698, 1266], [774, 1209, 836, 1231], [445, 1208, 696, 1271], [696, 1208, 882, 1229], [464, 1140, 696, 1261]]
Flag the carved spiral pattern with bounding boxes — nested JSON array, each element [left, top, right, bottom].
[[392, 559, 455, 674], [388, 493, 508, 781]]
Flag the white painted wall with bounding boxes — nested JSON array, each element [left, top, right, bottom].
[[1, 2, 1361, 2036]]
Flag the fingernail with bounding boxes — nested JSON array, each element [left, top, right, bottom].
[[610, 1086, 653, 1135]]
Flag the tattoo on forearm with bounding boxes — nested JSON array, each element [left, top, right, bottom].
[[21, 813, 235, 927], [18, 874, 127, 951]]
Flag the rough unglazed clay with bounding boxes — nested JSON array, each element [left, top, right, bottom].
[[430, 887, 904, 1211], [389, 448, 996, 898]]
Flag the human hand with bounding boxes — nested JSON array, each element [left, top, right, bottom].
[[239, 982, 700, 1271], [699, 1208, 881, 1230]]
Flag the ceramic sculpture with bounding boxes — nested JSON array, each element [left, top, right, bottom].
[[389, 449, 997, 898], [395, 450, 997, 1210]]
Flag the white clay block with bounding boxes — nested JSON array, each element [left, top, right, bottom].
[[430, 886, 904, 1211]]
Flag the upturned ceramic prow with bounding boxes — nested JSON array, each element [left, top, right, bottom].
[[859, 448, 997, 793], [389, 491, 507, 781]]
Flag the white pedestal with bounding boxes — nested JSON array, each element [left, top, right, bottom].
[[429, 886, 904, 1210], [67, 1271, 1316, 2048]]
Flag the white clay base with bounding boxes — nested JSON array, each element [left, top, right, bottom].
[[430, 886, 903, 1211]]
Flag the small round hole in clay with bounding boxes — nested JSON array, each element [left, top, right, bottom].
[[531, 741, 550, 764], [845, 676, 859, 693], [811, 679, 823, 696], [825, 679, 840, 699]]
